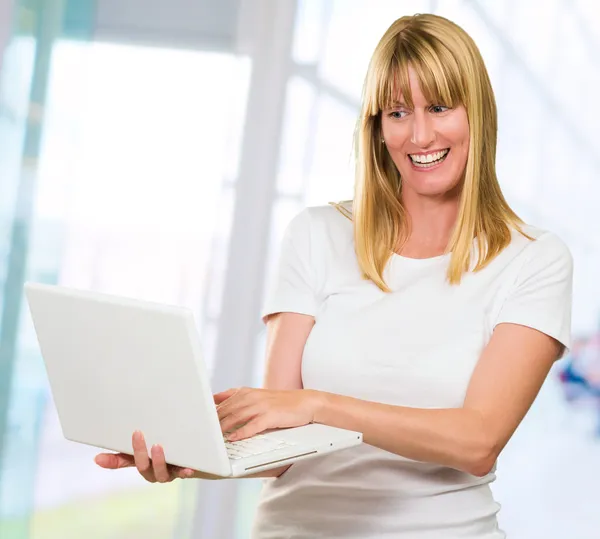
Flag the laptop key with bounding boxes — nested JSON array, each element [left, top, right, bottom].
[[225, 436, 296, 460]]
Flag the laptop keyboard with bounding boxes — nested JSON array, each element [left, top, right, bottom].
[[224, 434, 297, 460]]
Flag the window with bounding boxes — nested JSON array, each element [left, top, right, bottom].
[[1, 38, 250, 539]]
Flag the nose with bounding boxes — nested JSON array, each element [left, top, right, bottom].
[[410, 110, 435, 148]]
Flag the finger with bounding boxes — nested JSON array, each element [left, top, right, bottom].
[[220, 405, 261, 434], [215, 386, 254, 406], [169, 465, 195, 480], [214, 388, 238, 405], [226, 417, 268, 441], [132, 431, 156, 483], [216, 391, 258, 420], [176, 467, 195, 479], [94, 453, 134, 469], [221, 407, 264, 439], [150, 444, 172, 483]]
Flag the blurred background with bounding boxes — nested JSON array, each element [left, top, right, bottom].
[[0, 0, 599, 538]]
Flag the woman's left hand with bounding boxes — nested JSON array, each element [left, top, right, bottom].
[[214, 388, 324, 441]]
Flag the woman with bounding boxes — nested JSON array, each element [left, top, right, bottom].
[[96, 13, 573, 538]]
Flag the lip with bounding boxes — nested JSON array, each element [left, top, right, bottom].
[[408, 148, 450, 157], [407, 149, 450, 172]]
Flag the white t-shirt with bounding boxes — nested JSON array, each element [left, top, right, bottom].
[[251, 203, 573, 539]]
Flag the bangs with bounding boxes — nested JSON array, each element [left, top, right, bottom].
[[370, 30, 466, 114]]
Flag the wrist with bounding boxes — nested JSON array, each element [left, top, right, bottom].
[[308, 389, 329, 424]]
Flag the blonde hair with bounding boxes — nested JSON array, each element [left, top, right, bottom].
[[332, 13, 529, 291]]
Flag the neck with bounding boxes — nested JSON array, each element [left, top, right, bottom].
[[397, 190, 460, 258]]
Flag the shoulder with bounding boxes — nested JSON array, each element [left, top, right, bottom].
[[306, 201, 353, 227], [288, 202, 354, 243], [476, 224, 573, 284], [493, 224, 574, 287], [513, 225, 573, 267], [281, 202, 357, 275]]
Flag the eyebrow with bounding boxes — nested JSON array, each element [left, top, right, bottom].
[[386, 101, 408, 109]]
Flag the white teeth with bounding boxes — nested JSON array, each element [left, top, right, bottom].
[[409, 149, 449, 164]]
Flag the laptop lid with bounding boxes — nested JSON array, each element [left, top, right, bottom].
[[24, 282, 232, 476]]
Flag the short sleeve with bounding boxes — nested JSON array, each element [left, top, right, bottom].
[[494, 233, 574, 354], [261, 209, 321, 322]]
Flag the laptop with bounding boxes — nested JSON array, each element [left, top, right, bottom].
[[24, 282, 362, 477]]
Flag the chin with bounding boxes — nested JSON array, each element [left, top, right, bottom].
[[402, 176, 461, 198]]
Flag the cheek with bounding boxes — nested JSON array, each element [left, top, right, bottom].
[[442, 123, 469, 167], [382, 133, 409, 161], [446, 113, 470, 152], [381, 131, 411, 170], [452, 135, 469, 154], [384, 135, 405, 151], [384, 140, 409, 169], [381, 119, 408, 148], [453, 136, 470, 167]]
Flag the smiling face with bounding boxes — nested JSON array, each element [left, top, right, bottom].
[[380, 66, 470, 199]]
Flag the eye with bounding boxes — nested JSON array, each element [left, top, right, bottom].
[[431, 105, 450, 113], [388, 110, 407, 119]]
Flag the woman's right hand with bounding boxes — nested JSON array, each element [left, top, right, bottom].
[[94, 431, 195, 482]]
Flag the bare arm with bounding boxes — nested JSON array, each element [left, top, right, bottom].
[[213, 235, 572, 478], [312, 323, 564, 476]]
